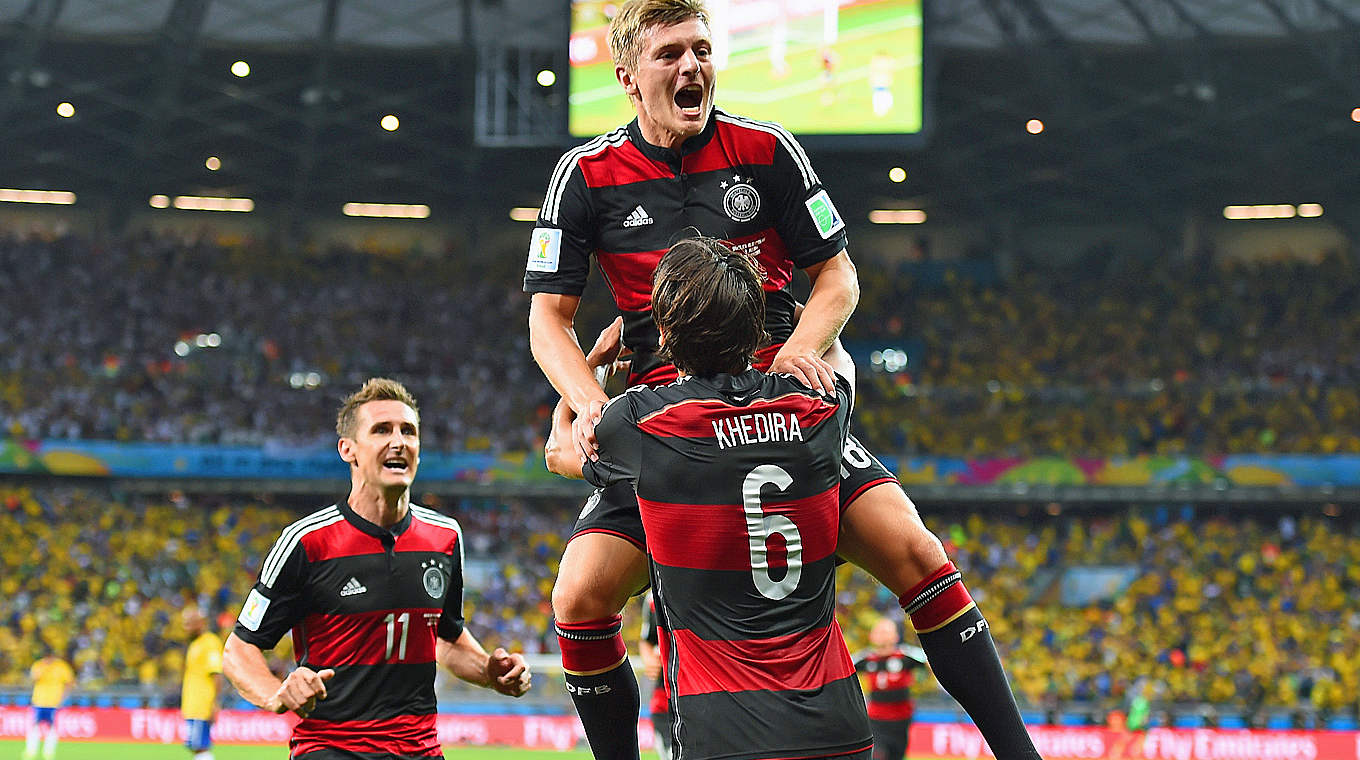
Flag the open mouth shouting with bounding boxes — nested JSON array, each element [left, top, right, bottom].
[[675, 83, 705, 117], [382, 456, 410, 475]]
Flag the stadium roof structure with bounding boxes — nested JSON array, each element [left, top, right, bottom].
[[1, 0, 1358, 232]]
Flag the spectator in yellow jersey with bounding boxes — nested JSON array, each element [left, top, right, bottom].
[[24, 649, 74, 760], [181, 607, 225, 760]]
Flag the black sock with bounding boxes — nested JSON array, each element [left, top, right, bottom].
[[563, 661, 640, 760], [558, 616, 640, 760], [902, 563, 1041, 760]]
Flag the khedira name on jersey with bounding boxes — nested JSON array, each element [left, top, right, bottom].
[[712, 411, 803, 450]]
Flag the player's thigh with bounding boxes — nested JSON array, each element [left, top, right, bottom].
[[837, 437, 946, 598], [553, 483, 650, 622]]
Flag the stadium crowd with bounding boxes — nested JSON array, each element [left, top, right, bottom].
[[848, 251, 1360, 457], [2, 484, 1356, 725], [0, 230, 552, 454], [3, 228, 1359, 460], [836, 505, 1360, 725]]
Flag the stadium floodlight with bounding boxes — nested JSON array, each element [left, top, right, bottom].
[[56, 102, 75, 118], [172, 195, 254, 212], [888, 167, 907, 183], [1026, 118, 1044, 134], [1223, 204, 1298, 220], [205, 156, 221, 171], [537, 69, 557, 87], [149, 195, 170, 208], [1298, 203, 1324, 218], [232, 60, 251, 78], [0, 188, 76, 205], [1352, 107, 1360, 123], [342, 202, 431, 219], [868, 209, 926, 224], [380, 114, 400, 131], [509, 207, 541, 222]]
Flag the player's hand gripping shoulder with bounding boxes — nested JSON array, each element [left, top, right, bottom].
[[770, 352, 839, 396], [485, 648, 532, 698], [269, 666, 335, 719]]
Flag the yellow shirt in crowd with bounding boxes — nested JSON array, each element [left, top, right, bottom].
[[181, 631, 224, 720], [30, 657, 75, 708]]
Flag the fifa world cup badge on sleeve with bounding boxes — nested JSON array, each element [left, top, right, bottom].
[[238, 589, 271, 631], [527, 227, 562, 273], [804, 190, 845, 239]]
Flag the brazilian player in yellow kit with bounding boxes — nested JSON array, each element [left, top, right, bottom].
[[181, 607, 225, 760], [25, 650, 74, 760]]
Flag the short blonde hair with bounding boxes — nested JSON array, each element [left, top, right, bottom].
[[336, 378, 419, 438], [608, 0, 709, 73]]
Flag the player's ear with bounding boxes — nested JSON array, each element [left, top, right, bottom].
[[337, 437, 357, 466], [616, 65, 638, 97]]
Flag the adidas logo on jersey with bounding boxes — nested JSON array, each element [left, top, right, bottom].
[[622, 205, 654, 227], [339, 577, 367, 597]]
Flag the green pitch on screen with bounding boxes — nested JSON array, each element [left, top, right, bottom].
[[569, 0, 923, 138]]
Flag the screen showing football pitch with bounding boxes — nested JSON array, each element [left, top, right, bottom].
[[568, 0, 925, 140]]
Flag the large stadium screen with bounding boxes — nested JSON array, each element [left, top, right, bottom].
[[569, 0, 925, 141]]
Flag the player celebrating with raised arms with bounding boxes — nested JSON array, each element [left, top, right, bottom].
[[525, 2, 1040, 759], [222, 378, 530, 759]]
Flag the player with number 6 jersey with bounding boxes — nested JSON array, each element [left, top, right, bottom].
[[549, 238, 872, 760]]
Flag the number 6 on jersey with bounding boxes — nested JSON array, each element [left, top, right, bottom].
[[743, 464, 803, 600]]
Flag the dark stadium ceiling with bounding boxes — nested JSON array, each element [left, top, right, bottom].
[[2, 0, 1359, 233]]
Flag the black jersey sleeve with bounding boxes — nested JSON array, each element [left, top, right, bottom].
[[232, 538, 308, 650], [524, 161, 594, 296], [582, 392, 642, 488], [765, 127, 849, 270], [437, 534, 467, 642]]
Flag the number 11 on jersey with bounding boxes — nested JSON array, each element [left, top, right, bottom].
[[385, 612, 409, 660]]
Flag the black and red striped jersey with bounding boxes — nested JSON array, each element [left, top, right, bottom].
[[853, 647, 928, 722], [640, 591, 671, 718], [584, 369, 871, 760], [233, 500, 465, 759], [524, 110, 849, 387]]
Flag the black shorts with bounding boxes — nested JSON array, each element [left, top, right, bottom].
[[570, 433, 900, 548]]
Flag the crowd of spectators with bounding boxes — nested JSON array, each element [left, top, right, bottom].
[[3, 484, 1356, 726], [0, 485, 571, 696], [0, 229, 554, 454], [4, 227, 1359, 461], [846, 251, 1360, 457], [836, 504, 1360, 724]]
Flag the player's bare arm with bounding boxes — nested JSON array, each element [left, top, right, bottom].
[[545, 398, 588, 479], [529, 293, 610, 414], [543, 317, 627, 469], [222, 633, 334, 718], [770, 249, 859, 394], [436, 629, 531, 697], [530, 292, 613, 462]]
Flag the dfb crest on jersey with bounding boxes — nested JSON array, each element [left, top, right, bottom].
[[579, 489, 603, 520], [723, 181, 761, 222], [422, 559, 447, 600]]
